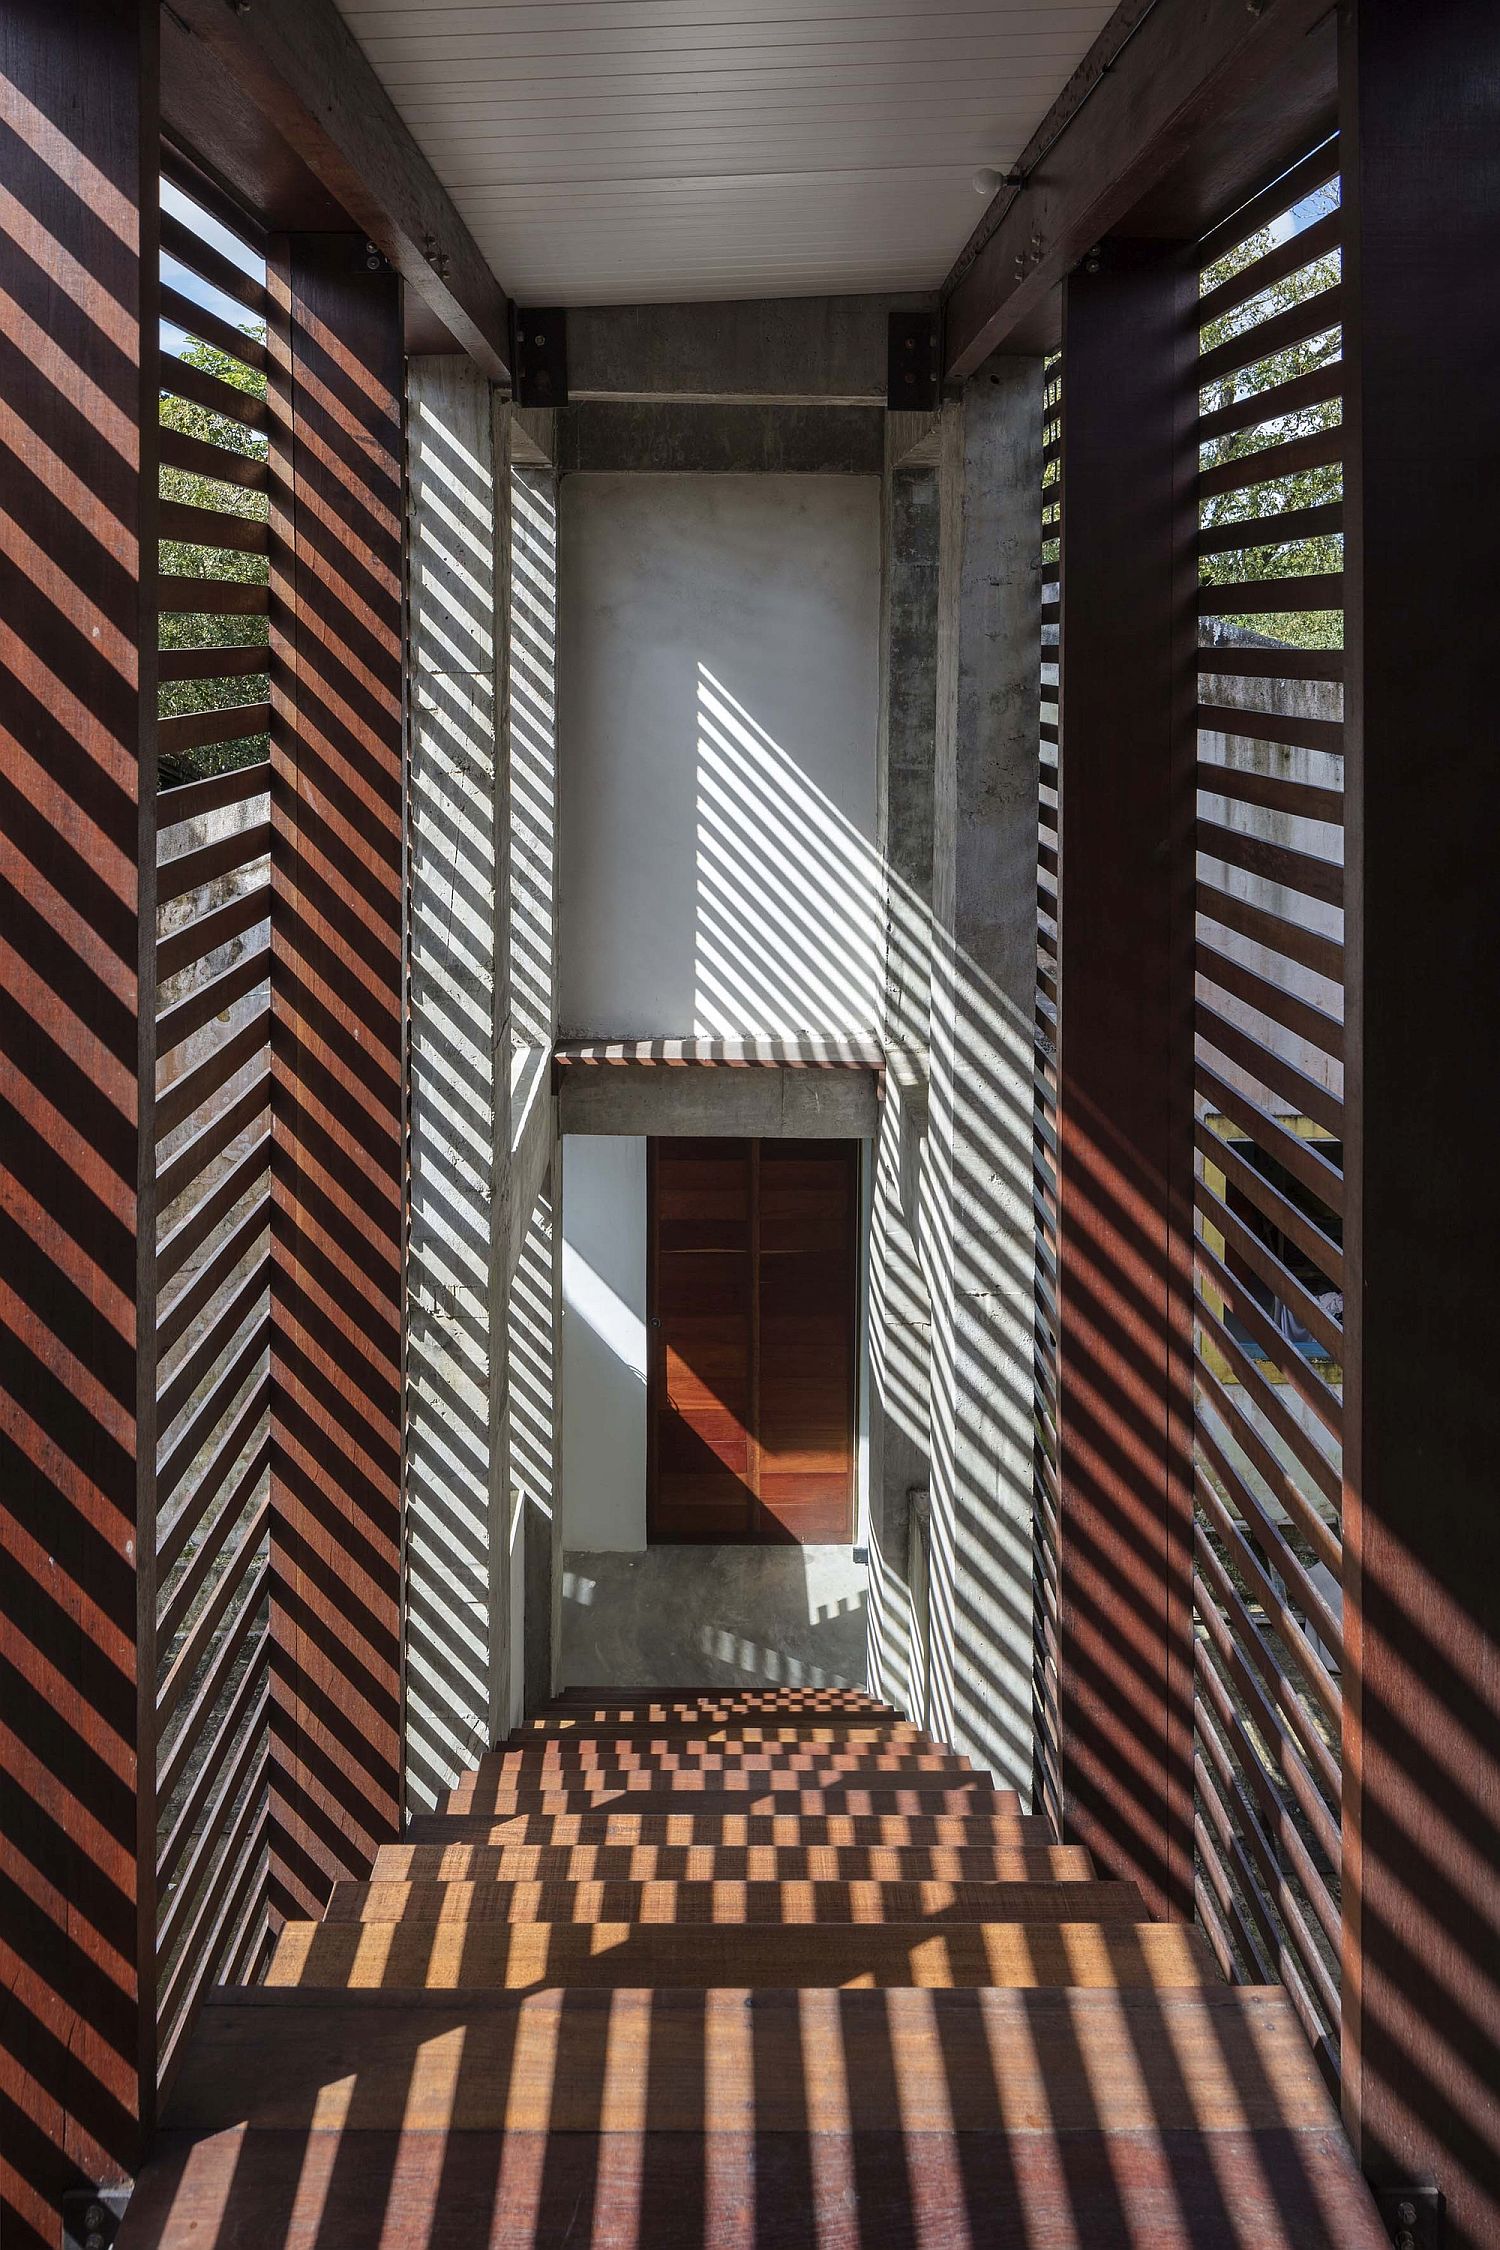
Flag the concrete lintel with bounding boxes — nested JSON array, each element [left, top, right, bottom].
[[887, 410, 943, 471], [559, 1062, 879, 1139], [566, 294, 933, 405], [557, 402, 885, 477], [510, 405, 556, 466]]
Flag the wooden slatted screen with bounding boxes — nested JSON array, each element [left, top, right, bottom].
[[1190, 140, 1345, 2086], [151, 147, 274, 2079], [1034, 354, 1063, 1836], [649, 1138, 857, 1545]]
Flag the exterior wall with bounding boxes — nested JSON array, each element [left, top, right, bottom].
[[556, 472, 883, 1039]]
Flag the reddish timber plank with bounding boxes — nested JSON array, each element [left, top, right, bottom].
[[266, 1915, 1213, 1991], [366, 1840, 1095, 1885], [321, 1876, 1144, 1926], [405, 1809, 1053, 1849]]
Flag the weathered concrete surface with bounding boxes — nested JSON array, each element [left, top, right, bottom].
[[561, 1546, 869, 1691], [566, 294, 931, 405], [557, 402, 885, 476], [405, 358, 512, 1809], [922, 358, 1044, 1799], [866, 448, 941, 1721], [558, 1064, 879, 1138]]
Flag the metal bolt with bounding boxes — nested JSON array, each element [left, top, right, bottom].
[[1397, 2204, 1418, 2227], [1395, 2233, 1416, 2250]]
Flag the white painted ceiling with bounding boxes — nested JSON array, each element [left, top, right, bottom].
[[338, 1, 1117, 305]]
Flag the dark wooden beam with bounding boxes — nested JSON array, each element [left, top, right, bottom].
[[0, 0, 159, 2225], [268, 234, 405, 1924], [1054, 239, 1198, 1924], [942, 0, 1332, 380], [1339, 5, 1500, 2243], [171, 0, 511, 380]]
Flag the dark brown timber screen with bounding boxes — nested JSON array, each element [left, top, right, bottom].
[[1190, 140, 1346, 2088]]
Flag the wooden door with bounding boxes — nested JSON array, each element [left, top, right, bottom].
[[648, 1138, 857, 1543]]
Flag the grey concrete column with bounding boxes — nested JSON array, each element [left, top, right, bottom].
[[404, 358, 512, 1808], [922, 358, 1043, 1793], [868, 444, 939, 1717]]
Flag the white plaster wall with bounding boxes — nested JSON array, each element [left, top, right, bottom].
[[557, 473, 883, 1039], [560, 1134, 648, 1550]]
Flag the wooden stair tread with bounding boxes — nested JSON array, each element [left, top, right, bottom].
[[267, 1917, 1215, 1990], [405, 1808, 1055, 1847], [158, 1983, 1352, 2135], [465, 1747, 976, 1775], [445, 1782, 1018, 1817], [323, 1875, 1145, 1924], [510, 1719, 933, 1742], [116, 2115, 1396, 2250], [367, 1840, 1096, 1883]]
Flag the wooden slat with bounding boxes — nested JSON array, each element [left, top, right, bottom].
[[1198, 209, 1341, 329], [157, 1642, 268, 1892], [470, 1747, 977, 1780], [445, 1784, 1023, 1820], [158, 642, 268, 686], [159, 354, 268, 432], [1198, 1175, 1345, 1363], [157, 1131, 271, 1289], [1196, 818, 1342, 908], [158, 498, 269, 556], [159, 283, 268, 374], [1194, 1116, 1343, 1300], [1194, 1749, 1336, 2067], [157, 1799, 268, 2068], [157, 697, 269, 754], [157, 1402, 269, 1580], [157, 761, 269, 828], [1198, 428, 1344, 508], [1194, 1636, 1341, 1949], [159, 424, 268, 492], [406, 1809, 1053, 1850], [1196, 939, 1344, 1064], [268, 1915, 1211, 1993], [1197, 500, 1342, 560], [157, 820, 272, 907], [1196, 285, 1343, 388], [1197, 359, 1343, 446], [156, 1257, 270, 1433], [157, 1319, 270, 1507], [1199, 572, 1343, 617], [157, 1500, 269, 1742], [1196, 1001, 1344, 1138], [156, 947, 269, 1066], [1195, 1414, 1344, 1657], [1198, 642, 1344, 684], [157, 1571, 268, 1808], [1193, 1233, 1342, 1441], [1197, 704, 1344, 759], [158, 1720, 268, 1967], [153, 1010, 270, 1141], [157, 1432, 269, 1649], [156, 885, 270, 985], [1194, 1527, 1342, 1814], [1194, 1057, 1344, 1213], [156, 1191, 270, 1356], [1194, 1562, 1341, 1875], [160, 210, 267, 314], [1193, 1465, 1342, 1729], [158, 574, 269, 618], [1193, 1274, 1343, 1517]]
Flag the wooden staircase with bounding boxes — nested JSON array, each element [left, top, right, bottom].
[[121, 1687, 1387, 2247]]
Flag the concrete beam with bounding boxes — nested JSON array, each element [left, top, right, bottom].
[[559, 1063, 880, 1140], [567, 295, 931, 405], [557, 402, 885, 477]]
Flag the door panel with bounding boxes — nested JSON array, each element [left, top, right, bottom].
[[648, 1136, 856, 1544]]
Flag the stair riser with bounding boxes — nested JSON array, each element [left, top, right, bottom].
[[406, 1811, 1052, 1848], [321, 1877, 1144, 1926], [369, 1844, 1096, 1883]]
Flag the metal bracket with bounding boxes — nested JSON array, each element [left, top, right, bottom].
[[62, 2186, 130, 2250], [887, 310, 942, 412], [1371, 2184, 1445, 2249], [512, 308, 568, 407]]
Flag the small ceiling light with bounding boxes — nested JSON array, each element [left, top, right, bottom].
[[972, 167, 1004, 197]]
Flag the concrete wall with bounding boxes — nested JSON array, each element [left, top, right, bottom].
[[561, 1546, 868, 1691], [559, 1135, 648, 1552], [557, 472, 883, 1040]]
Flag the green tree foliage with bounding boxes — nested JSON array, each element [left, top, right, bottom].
[[158, 332, 269, 783], [1197, 182, 1342, 650]]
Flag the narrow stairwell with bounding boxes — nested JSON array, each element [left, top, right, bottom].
[[121, 1687, 1388, 2247]]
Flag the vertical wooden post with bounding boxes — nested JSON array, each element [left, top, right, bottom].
[[267, 234, 405, 1922], [1055, 240, 1197, 1921], [0, 1, 159, 2233], [1340, 6, 1500, 2239]]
